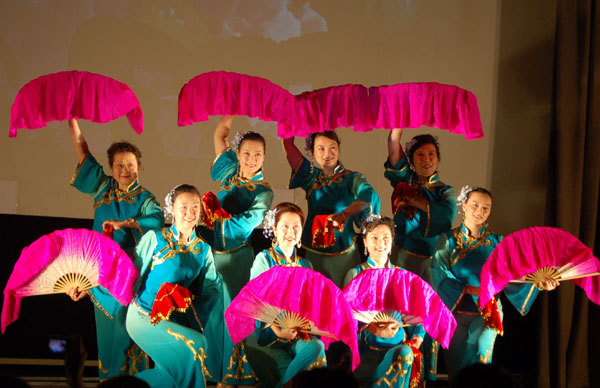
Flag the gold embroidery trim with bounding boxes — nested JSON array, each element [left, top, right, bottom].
[[307, 355, 326, 370], [119, 342, 150, 375], [520, 285, 537, 316], [423, 201, 431, 237], [151, 228, 204, 269], [98, 358, 109, 375], [449, 227, 493, 265], [167, 327, 212, 381], [88, 291, 113, 319], [94, 186, 146, 209], [372, 351, 414, 387], [306, 169, 353, 197], [70, 154, 89, 185], [222, 343, 257, 382]]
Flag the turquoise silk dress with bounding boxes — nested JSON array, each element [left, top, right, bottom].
[[431, 224, 539, 378], [290, 157, 381, 288], [383, 155, 457, 284], [246, 246, 327, 388], [344, 259, 425, 388], [125, 226, 219, 388], [71, 153, 164, 380], [200, 148, 273, 386]]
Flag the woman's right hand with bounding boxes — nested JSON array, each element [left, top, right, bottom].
[[66, 287, 88, 302], [271, 324, 298, 340]]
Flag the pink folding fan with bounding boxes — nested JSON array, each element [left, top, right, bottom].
[[479, 226, 600, 308], [224, 266, 360, 370], [342, 268, 456, 349], [9, 70, 143, 137], [2, 228, 138, 333]]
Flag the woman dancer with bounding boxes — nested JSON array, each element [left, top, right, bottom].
[[126, 184, 219, 388], [431, 186, 558, 378], [344, 215, 424, 388], [282, 131, 381, 288], [201, 116, 273, 387], [67, 118, 164, 379], [248, 202, 326, 388]]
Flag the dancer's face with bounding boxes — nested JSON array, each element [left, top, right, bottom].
[[462, 192, 492, 228], [364, 224, 393, 264], [172, 192, 201, 231], [312, 136, 339, 172], [412, 143, 439, 178], [237, 140, 265, 178], [274, 211, 303, 251], [112, 152, 139, 190]]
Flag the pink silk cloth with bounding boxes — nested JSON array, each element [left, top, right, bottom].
[[225, 266, 360, 370], [9, 71, 143, 137], [342, 268, 456, 349], [178, 70, 296, 127], [177, 71, 483, 139], [1, 228, 138, 333], [479, 226, 600, 308]]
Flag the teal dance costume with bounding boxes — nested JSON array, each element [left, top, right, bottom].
[[200, 148, 273, 386], [71, 153, 164, 379], [290, 157, 381, 288], [246, 246, 326, 388], [432, 224, 539, 377], [345, 259, 425, 388], [125, 226, 219, 388]]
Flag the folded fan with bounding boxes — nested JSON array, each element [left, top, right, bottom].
[[342, 268, 456, 349], [225, 266, 360, 370], [9, 70, 143, 137], [2, 228, 138, 333], [479, 226, 600, 308]]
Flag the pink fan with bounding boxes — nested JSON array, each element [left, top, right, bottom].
[[343, 268, 456, 349], [479, 227, 600, 308], [2, 228, 138, 333], [177, 71, 296, 127], [224, 266, 360, 370], [9, 70, 143, 137]]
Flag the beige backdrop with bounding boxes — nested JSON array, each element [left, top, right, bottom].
[[0, 0, 501, 228]]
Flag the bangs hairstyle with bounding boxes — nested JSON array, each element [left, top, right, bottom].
[[407, 134, 440, 164], [107, 141, 142, 168], [238, 131, 266, 153], [310, 131, 341, 153], [361, 216, 395, 241], [273, 202, 305, 226], [466, 187, 493, 202]]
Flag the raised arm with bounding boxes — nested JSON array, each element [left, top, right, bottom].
[[282, 137, 304, 171], [387, 128, 405, 166], [213, 115, 233, 156], [69, 118, 90, 164]]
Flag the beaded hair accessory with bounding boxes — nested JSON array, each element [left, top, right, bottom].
[[232, 132, 246, 152], [163, 184, 182, 218], [361, 212, 383, 234], [262, 209, 278, 239], [456, 185, 474, 206]]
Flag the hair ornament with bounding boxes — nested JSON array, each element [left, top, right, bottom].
[[361, 212, 383, 234], [231, 132, 246, 152], [457, 185, 475, 205], [304, 136, 313, 152], [163, 184, 183, 218], [262, 209, 278, 239], [405, 138, 418, 155]]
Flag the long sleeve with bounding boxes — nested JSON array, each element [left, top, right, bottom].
[[289, 157, 315, 190], [383, 156, 411, 188], [431, 234, 466, 311], [70, 153, 110, 197], [350, 173, 381, 224], [134, 196, 165, 234], [192, 249, 221, 329], [419, 186, 457, 238]]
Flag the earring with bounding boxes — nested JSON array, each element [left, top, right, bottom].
[[297, 240, 302, 249], [272, 237, 278, 248], [364, 246, 368, 257]]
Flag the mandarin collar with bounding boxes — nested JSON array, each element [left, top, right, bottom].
[[459, 223, 489, 242], [366, 257, 393, 269], [273, 245, 297, 264], [114, 179, 140, 193], [169, 224, 197, 245]]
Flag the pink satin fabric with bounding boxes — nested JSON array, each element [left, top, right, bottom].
[[224, 266, 360, 370], [479, 226, 600, 307], [9, 71, 143, 137], [177, 71, 483, 139], [342, 268, 456, 349], [1, 228, 138, 333]]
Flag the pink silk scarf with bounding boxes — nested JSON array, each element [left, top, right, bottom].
[[2, 228, 138, 333], [225, 266, 360, 370], [177, 71, 484, 139], [342, 268, 456, 349], [479, 226, 600, 308], [9, 71, 143, 137]]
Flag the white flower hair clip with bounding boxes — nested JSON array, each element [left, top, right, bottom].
[[361, 212, 383, 234], [163, 185, 180, 218], [231, 132, 245, 152], [262, 209, 278, 239], [457, 185, 474, 205]]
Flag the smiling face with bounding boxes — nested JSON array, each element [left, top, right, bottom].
[[274, 211, 303, 252], [111, 152, 139, 190], [364, 224, 393, 264], [312, 135, 340, 172], [237, 139, 265, 178], [411, 143, 439, 179], [462, 192, 493, 230], [172, 192, 201, 233]]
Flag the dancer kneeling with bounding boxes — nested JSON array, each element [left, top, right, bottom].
[[248, 202, 326, 388], [126, 184, 219, 388], [344, 215, 424, 388]]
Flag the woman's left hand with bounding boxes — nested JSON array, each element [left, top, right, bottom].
[[102, 219, 129, 231], [330, 212, 347, 227], [536, 278, 560, 291], [407, 335, 423, 349]]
